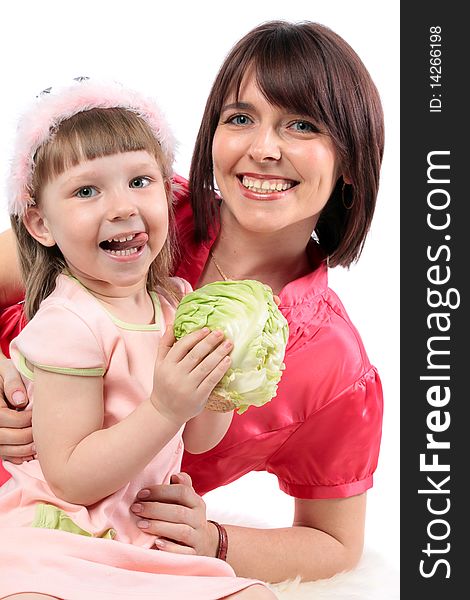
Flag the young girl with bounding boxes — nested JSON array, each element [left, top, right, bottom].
[[0, 79, 273, 600]]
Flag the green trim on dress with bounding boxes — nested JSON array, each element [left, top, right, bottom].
[[32, 503, 116, 539], [66, 273, 162, 331], [17, 353, 105, 379]]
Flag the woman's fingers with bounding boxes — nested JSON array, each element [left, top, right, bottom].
[[0, 418, 34, 462], [0, 407, 32, 430], [137, 479, 202, 509], [142, 520, 197, 548], [170, 471, 192, 487], [132, 476, 214, 555], [0, 357, 29, 408], [132, 478, 203, 527], [0, 392, 33, 461], [0, 444, 35, 460], [154, 537, 196, 554], [0, 423, 33, 445], [2, 454, 35, 465]]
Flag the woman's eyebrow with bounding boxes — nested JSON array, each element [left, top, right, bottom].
[[220, 101, 253, 112]]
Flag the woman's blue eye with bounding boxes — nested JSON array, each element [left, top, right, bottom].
[[290, 121, 316, 133], [76, 186, 97, 198], [228, 115, 252, 126], [130, 177, 150, 188]]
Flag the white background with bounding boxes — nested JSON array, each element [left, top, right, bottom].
[[0, 0, 400, 585]]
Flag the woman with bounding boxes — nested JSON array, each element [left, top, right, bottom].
[[0, 20, 384, 583]]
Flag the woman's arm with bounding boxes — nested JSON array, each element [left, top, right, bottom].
[[221, 495, 365, 581], [182, 409, 233, 454], [131, 480, 366, 582], [0, 229, 24, 309]]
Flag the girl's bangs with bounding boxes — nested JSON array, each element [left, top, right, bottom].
[[32, 108, 164, 190]]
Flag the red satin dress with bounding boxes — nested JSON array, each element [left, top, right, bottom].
[[0, 175, 383, 498]]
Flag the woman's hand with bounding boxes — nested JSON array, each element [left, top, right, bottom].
[[0, 355, 34, 463], [131, 472, 218, 556], [151, 327, 232, 426]]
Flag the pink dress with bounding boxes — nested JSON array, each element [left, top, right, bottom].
[[0, 274, 262, 599]]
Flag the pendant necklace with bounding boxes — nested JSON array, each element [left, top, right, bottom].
[[209, 250, 231, 281]]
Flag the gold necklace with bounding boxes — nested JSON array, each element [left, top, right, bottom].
[[209, 250, 231, 281]]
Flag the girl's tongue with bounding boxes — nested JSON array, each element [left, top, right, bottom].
[[100, 232, 148, 252]]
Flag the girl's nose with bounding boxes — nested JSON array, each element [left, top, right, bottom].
[[249, 126, 282, 162], [107, 191, 138, 220]]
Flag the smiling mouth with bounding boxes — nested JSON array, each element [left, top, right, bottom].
[[239, 175, 298, 194], [99, 232, 148, 256]]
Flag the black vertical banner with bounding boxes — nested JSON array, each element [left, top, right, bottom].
[[401, 2, 466, 598]]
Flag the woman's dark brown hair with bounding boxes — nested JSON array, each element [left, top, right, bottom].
[[189, 20, 384, 267]]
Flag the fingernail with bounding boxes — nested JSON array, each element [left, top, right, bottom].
[[137, 489, 150, 499], [137, 520, 149, 529], [11, 391, 26, 406], [154, 538, 165, 548], [31, 444, 36, 454], [131, 503, 142, 513]]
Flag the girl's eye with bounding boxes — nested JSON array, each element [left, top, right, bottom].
[[76, 186, 98, 198], [227, 114, 253, 126], [130, 176, 151, 188], [289, 120, 317, 133]]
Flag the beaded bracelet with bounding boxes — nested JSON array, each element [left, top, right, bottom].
[[208, 519, 228, 561]]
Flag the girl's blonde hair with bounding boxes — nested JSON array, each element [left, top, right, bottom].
[[11, 107, 179, 320]]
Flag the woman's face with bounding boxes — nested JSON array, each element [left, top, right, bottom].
[[212, 73, 341, 236]]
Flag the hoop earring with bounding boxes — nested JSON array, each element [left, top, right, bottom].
[[342, 182, 354, 210]]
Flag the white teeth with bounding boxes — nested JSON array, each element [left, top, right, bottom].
[[241, 176, 294, 194], [106, 247, 138, 256], [107, 234, 136, 243]]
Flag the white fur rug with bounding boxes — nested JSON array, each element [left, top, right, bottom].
[[267, 550, 399, 600], [207, 507, 399, 600]]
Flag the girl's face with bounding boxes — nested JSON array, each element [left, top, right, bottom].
[[30, 150, 168, 294], [212, 74, 342, 237]]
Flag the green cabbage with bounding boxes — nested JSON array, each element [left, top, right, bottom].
[[173, 280, 289, 414]]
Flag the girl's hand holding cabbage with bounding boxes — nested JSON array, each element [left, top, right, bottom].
[[173, 280, 289, 414]]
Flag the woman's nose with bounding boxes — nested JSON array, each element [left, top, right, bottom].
[[249, 126, 282, 162]]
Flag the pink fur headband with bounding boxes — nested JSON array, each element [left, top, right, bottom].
[[8, 78, 176, 216]]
